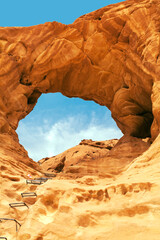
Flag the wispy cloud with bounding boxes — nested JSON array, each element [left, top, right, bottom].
[[16, 114, 122, 161]]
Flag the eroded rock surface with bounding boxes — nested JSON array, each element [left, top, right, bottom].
[[39, 137, 150, 178], [1, 0, 160, 239], [0, 0, 159, 142]]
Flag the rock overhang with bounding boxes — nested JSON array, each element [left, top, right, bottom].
[[0, 0, 159, 143]]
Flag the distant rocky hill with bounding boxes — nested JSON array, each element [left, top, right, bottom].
[[38, 137, 150, 178]]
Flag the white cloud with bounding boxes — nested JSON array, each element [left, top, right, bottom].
[[16, 114, 122, 161]]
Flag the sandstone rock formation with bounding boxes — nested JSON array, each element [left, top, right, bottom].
[[1, 0, 160, 239], [38, 137, 150, 178], [0, 0, 159, 142]]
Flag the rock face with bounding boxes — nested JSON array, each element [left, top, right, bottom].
[[1, 0, 160, 239], [0, 0, 159, 141], [38, 137, 150, 178]]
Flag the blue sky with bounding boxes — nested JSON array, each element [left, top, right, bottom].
[[1, 0, 123, 161], [0, 0, 123, 26]]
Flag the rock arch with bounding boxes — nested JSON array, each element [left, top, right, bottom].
[[0, 0, 159, 146]]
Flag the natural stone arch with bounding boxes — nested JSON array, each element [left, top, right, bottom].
[[1, 2, 160, 239], [0, 0, 159, 144], [17, 92, 122, 161]]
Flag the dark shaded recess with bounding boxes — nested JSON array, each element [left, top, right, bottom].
[[95, 15, 102, 20], [20, 74, 32, 86], [132, 112, 153, 138], [28, 90, 41, 105], [43, 75, 47, 80], [54, 157, 66, 173], [123, 84, 129, 89], [106, 146, 112, 150]]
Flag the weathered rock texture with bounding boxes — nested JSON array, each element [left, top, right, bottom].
[[1, 0, 160, 239], [0, 0, 159, 141], [38, 137, 150, 178]]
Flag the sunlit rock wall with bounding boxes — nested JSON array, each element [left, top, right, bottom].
[[0, 0, 159, 144]]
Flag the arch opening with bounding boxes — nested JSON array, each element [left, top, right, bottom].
[[16, 93, 122, 161]]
